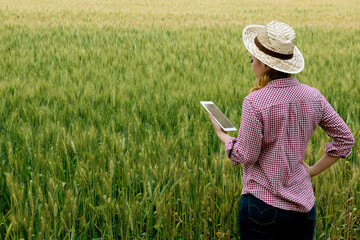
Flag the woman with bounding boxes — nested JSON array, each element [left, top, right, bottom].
[[209, 21, 355, 239]]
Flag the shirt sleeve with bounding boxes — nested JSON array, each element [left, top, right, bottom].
[[319, 97, 355, 158], [225, 98, 263, 166]]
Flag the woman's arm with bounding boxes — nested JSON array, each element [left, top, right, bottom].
[[303, 95, 355, 177], [208, 98, 263, 165], [302, 154, 340, 177], [319, 96, 355, 158]]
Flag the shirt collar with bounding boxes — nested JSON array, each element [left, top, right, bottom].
[[266, 77, 300, 88]]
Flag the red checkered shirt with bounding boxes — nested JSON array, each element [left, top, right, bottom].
[[225, 77, 355, 212]]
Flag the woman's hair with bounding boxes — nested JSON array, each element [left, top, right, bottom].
[[250, 68, 291, 93]]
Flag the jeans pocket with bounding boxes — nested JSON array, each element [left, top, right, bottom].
[[248, 196, 277, 226]]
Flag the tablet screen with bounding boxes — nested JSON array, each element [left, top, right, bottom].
[[203, 103, 236, 130]]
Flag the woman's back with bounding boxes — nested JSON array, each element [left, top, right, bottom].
[[237, 77, 353, 212]]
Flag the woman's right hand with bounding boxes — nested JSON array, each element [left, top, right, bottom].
[[209, 113, 224, 134], [209, 113, 231, 144]]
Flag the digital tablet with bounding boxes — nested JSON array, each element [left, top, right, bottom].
[[200, 101, 237, 132]]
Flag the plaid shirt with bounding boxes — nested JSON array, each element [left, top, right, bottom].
[[225, 77, 355, 212]]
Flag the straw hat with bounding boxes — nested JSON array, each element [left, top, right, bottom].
[[242, 20, 304, 74]]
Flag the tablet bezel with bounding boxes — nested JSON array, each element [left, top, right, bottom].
[[200, 101, 237, 132]]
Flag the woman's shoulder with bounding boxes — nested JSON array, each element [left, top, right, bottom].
[[242, 88, 270, 110], [298, 82, 325, 99], [244, 87, 268, 101], [244, 80, 326, 110]]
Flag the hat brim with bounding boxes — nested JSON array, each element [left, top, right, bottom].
[[242, 25, 305, 74]]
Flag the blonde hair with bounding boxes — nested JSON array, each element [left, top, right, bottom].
[[250, 68, 291, 93]]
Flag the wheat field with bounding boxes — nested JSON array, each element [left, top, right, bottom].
[[0, 0, 359, 239]]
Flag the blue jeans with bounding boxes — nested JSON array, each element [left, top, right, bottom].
[[238, 194, 316, 240]]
